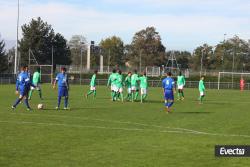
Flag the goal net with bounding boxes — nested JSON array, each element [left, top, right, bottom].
[[218, 72, 250, 90], [28, 48, 54, 83], [29, 65, 53, 83], [146, 66, 161, 77]]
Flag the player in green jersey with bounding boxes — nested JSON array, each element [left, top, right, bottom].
[[139, 72, 148, 103], [198, 76, 205, 104], [86, 70, 98, 98], [28, 68, 42, 100], [107, 69, 118, 101], [116, 70, 124, 102], [131, 70, 139, 102], [124, 72, 132, 101], [177, 71, 185, 100]]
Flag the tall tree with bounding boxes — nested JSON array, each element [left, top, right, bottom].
[[68, 35, 87, 66], [19, 17, 71, 66], [99, 36, 125, 67], [128, 27, 166, 67], [214, 36, 250, 71], [53, 33, 71, 66], [192, 44, 214, 71], [0, 37, 7, 73]]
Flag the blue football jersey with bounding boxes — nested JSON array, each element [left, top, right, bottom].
[[56, 73, 68, 87], [16, 72, 30, 90], [162, 77, 175, 90]]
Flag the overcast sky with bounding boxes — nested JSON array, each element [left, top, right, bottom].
[[0, 0, 250, 51]]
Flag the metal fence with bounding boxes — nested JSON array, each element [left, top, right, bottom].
[[1, 74, 250, 90]]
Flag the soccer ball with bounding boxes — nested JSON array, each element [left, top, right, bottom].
[[37, 104, 44, 110]]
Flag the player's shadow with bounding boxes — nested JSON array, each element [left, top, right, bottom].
[[69, 107, 103, 111], [174, 111, 212, 114], [146, 100, 164, 104]]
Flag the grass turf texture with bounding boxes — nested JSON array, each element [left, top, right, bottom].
[[0, 84, 250, 167]]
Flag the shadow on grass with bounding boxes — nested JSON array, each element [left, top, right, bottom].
[[35, 107, 103, 111], [174, 111, 212, 114], [146, 100, 164, 104]]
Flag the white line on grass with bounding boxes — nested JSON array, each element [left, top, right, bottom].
[[8, 112, 203, 134], [0, 120, 199, 135], [1, 119, 250, 139]]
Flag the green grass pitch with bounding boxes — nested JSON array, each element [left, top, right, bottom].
[[0, 84, 250, 167]]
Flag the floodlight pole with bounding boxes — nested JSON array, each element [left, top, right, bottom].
[[14, 0, 20, 74], [200, 49, 204, 77], [80, 47, 83, 85], [52, 46, 54, 83], [87, 45, 91, 71], [108, 48, 110, 73], [222, 33, 227, 72], [139, 49, 142, 73]]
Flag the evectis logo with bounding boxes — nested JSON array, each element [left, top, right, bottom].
[[215, 145, 250, 157], [220, 147, 245, 155]]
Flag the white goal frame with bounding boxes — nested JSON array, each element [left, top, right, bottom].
[[146, 66, 161, 77], [218, 72, 250, 90], [29, 64, 53, 83]]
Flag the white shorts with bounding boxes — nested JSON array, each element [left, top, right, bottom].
[[200, 91, 205, 96], [131, 86, 138, 91], [90, 86, 96, 91], [141, 88, 147, 94], [127, 88, 131, 94], [112, 85, 118, 92], [31, 83, 41, 90], [178, 85, 184, 90]]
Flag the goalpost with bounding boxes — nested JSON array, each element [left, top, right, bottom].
[[29, 65, 53, 83], [218, 72, 250, 90], [146, 66, 161, 77], [28, 48, 54, 83]]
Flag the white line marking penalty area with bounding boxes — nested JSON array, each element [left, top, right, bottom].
[[0, 120, 250, 139]]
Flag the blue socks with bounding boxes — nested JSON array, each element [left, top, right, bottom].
[[58, 96, 62, 108], [58, 96, 68, 108], [13, 98, 22, 107], [165, 101, 174, 108], [24, 98, 30, 109], [13, 97, 30, 109], [168, 102, 174, 108], [64, 97, 68, 108]]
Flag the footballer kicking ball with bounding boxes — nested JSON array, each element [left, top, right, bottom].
[[37, 104, 44, 110]]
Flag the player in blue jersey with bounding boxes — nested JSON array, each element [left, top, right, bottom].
[[162, 72, 176, 113], [12, 65, 34, 111], [53, 67, 70, 110]]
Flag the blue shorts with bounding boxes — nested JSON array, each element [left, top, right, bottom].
[[58, 87, 68, 97], [164, 90, 174, 100], [19, 88, 29, 96]]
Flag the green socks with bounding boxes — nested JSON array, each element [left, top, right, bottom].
[[199, 96, 204, 103], [87, 90, 96, 98], [134, 91, 139, 100]]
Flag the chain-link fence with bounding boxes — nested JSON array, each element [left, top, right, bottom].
[[0, 77, 249, 90]]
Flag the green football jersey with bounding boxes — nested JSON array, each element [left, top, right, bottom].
[[139, 76, 148, 89], [131, 74, 139, 86], [116, 74, 123, 88], [199, 80, 205, 92], [90, 74, 96, 86], [107, 73, 117, 86], [32, 71, 41, 84], [177, 75, 185, 86], [125, 76, 131, 88]]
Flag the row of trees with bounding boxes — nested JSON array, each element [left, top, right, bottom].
[[1, 17, 250, 73], [69, 28, 250, 72]]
